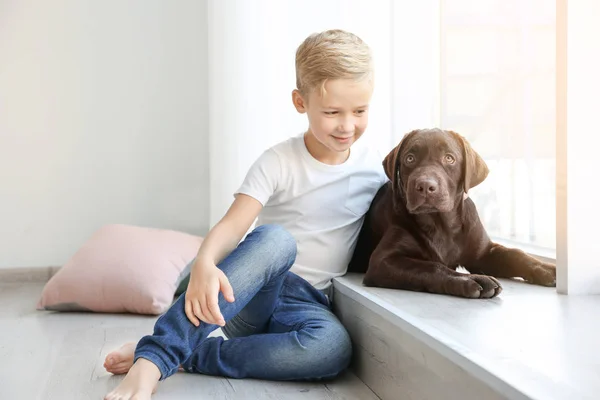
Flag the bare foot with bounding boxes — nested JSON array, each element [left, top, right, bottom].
[[104, 358, 160, 400], [104, 342, 137, 375], [104, 341, 185, 375]]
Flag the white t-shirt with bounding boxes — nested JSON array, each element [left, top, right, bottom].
[[235, 133, 388, 290]]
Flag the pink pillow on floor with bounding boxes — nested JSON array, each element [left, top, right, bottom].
[[37, 224, 202, 315]]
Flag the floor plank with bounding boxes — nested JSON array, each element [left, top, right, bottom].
[[0, 282, 378, 400]]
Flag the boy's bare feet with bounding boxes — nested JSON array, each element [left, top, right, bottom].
[[104, 342, 137, 375], [104, 358, 160, 400]]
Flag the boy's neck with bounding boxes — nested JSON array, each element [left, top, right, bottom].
[[303, 132, 350, 165]]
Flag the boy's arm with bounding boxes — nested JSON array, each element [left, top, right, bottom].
[[185, 148, 281, 326], [200, 148, 281, 264], [185, 194, 262, 327], [195, 193, 263, 268]]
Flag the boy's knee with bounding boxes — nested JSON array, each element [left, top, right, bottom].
[[252, 224, 297, 263], [324, 324, 353, 374], [298, 321, 353, 378]]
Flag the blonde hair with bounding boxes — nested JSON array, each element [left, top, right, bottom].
[[295, 29, 373, 97]]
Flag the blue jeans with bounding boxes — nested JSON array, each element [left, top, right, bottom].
[[134, 224, 352, 381]]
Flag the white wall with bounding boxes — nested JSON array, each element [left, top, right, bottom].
[[0, 1, 209, 268]]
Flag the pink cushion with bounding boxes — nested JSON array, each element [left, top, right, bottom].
[[37, 224, 202, 315]]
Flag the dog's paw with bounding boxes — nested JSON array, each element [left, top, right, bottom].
[[453, 274, 502, 299], [526, 261, 556, 287]]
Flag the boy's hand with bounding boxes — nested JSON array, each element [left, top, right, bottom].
[[184, 262, 235, 327]]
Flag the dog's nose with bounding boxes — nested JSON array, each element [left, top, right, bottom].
[[416, 178, 438, 194]]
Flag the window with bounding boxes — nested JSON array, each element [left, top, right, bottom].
[[439, 0, 556, 258]]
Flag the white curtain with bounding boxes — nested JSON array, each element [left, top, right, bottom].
[[205, 0, 399, 227]]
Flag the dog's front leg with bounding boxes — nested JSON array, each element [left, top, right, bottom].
[[465, 243, 556, 287], [363, 237, 502, 299]]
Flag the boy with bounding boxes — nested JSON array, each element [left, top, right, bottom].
[[104, 29, 387, 400]]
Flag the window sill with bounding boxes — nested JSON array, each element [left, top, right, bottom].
[[333, 273, 597, 400]]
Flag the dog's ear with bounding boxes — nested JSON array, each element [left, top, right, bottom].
[[383, 130, 420, 194], [382, 144, 400, 183], [448, 130, 489, 193]]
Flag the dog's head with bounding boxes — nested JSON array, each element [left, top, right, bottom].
[[383, 128, 489, 214]]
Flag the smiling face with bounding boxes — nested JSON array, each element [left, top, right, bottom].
[[292, 78, 373, 164], [382, 128, 489, 214]]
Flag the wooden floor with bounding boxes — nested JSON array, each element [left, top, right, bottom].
[[0, 282, 379, 400]]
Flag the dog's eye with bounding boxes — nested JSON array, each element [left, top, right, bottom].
[[445, 154, 456, 164], [406, 155, 415, 163]]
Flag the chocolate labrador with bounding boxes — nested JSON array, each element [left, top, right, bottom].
[[348, 128, 556, 298]]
